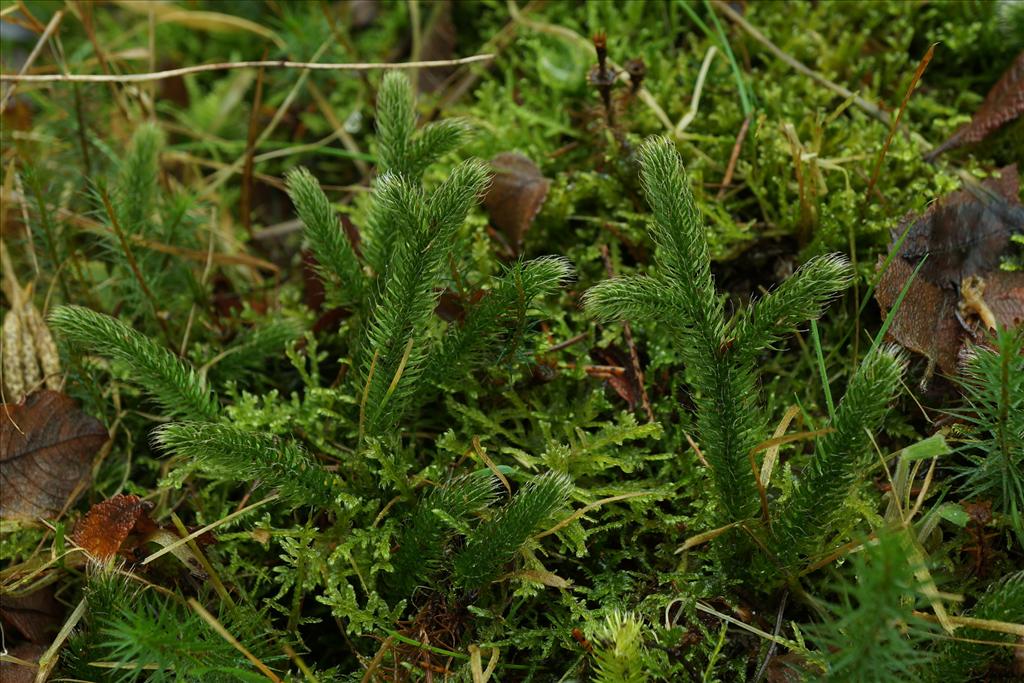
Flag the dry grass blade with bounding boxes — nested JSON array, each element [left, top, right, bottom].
[[676, 521, 743, 553], [864, 43, 937, 204], [912, 611, 1024, 638], [141, 494, 278, 566], [188, 598, 282, 683], [716, 114, 752, 199], [472, 436, 512, 499], [33, 596, 85, 683], [0, 9, 63, 111], [535, 491, 655, 540], [760, 406, 801, 486]]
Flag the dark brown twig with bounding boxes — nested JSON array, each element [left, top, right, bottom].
[[240, 56, 268, 235], [588, 32, 617, 127], [542, 332, 589, 355]]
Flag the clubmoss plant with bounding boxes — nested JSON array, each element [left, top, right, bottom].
[[46, 71, 581, 675], [592, 610, 649, 683], [806, 529, 940, 681], [285, 72, 573, 440], [585, 137, 905, 570]]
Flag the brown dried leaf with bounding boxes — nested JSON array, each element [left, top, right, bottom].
[[980, 272, 1024, 329], [0, 585, 62, 644], [71, 493, 157, 561], [0, 642, 45, 683], [347, 0, 379, 30], [875, 166, 1024, 375], [483, 152, 551, 253], [0, 391, 107, 521], [766, 652, 813, 683], [927, 51, 1024, 159], [71, 494, 214, 576]]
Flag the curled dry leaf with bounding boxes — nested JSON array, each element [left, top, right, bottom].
[[0, 390, 107, 521], [875, 165, 1024, 376], [0, 642, 45, 683], [927, 51, 1024, 160], [70, 493, 158, 561], [483, 152, 551, 253], [71, 493, 212, 575]]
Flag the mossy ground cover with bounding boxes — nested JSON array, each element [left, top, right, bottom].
[[1, 1, 1022, 681]]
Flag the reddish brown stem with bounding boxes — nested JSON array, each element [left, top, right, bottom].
[[716, 114, 752, 199], [599, 243, 655, 422]]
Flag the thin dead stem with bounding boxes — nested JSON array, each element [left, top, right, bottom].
[[0, 54, 495, 83]]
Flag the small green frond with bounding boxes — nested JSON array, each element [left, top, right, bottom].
[[99, 598, 255, 683], [50, 305, 218, 421], [375, 72, 468, 180], [208, 319, 302, 384], [637, 137, 722, 347], [689, 361, 764, 522], [809, 529, 939, 680], [285, 166, 364, 304], [154, 422, 342, 509], [115, 122, 164, 238], [776, 346, 906, 555], [375, 71, 417, 175], [361, 170, 423, 278], [734, 253, 852, 355], [452, 471, 574, 590], [65, 574, 268, 683], [387, 474, 501, 597], [952, 328, 1024, 543], [407, 118, 470, 178], [582, 275, 680, 327], [424, 158, 490, 238], [359, 161, 488, 436], [427, 256, 573, 385], [926, 570, 1024, 680]]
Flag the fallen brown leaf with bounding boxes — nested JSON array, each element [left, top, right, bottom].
[[875, 165, 1024, 375], [927, 51, 1024, 160], [71, 493, 158, 561], [0, 642, 44, 683], [71, 493, 215, 576], [0, 391, 107, 521], [417, 0, 456, 94], [0, 585, 62, 644], [483, 152, 551, 253]]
